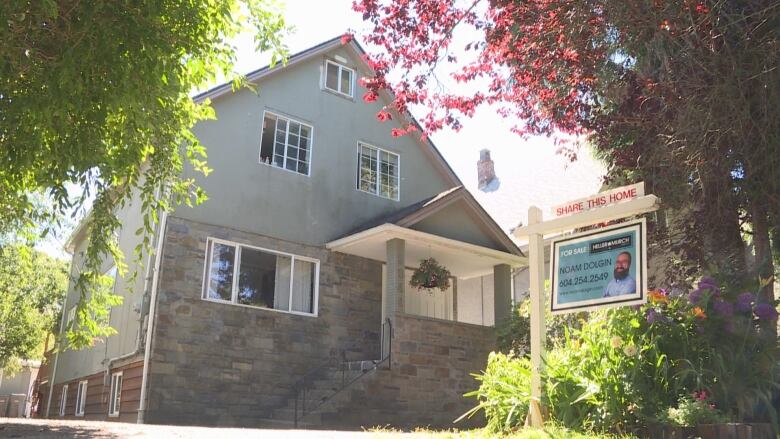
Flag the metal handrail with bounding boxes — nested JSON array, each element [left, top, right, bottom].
[[292, 318, 393, 427]]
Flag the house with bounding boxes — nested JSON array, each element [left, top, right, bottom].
[[37, 36, 526, 429], [0, 360, 41, 418]]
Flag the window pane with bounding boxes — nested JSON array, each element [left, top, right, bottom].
[[260, 114, 276, 162], [340, 68, 353, 96], [206, 242, 235, 301], [274, 255, 292, 311], [237, 247, 280, 308], [379, 150, 399, 199], [291, 260, 315, 313], [326, 62, 339, 90]]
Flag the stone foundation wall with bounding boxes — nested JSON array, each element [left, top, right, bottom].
[[145, 217, 383, 426], [320, 313, 495, 429]]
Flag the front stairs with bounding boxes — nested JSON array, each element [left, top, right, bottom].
[[257, 358, 387, 428]]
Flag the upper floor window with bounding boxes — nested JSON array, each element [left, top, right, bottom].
[[324, 60, 354, 97], [260, 112, 312, 176], [357, 142, 399, 201], [202, 238, 319, 316]]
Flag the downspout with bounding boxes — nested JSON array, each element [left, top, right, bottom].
[[136, 209, 167, 424], [102, 192, 164, 384], [45, 283, 70, 417]]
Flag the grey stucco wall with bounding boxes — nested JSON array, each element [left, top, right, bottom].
[[145, 217, 383, 426], [54, 188, 151, 384], [0, 367, 37, 395], [179, 46, 454, 246], [410, 201, 503, 251]]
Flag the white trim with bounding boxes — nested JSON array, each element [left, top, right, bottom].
[[326, 223, 526, 266], [108, 371, 123, 417], [259, 110, 314, 177], [201, 237, 320, 317], [356, 141, 400, 202], [58, 384, 68, 416], [323, 59, 355, 98], [75, 380, 88, 416]]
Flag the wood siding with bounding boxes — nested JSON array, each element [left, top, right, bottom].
[[48, 360, 143, 422]]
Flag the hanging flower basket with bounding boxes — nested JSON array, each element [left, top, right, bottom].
[[409, 258, 451, 291]]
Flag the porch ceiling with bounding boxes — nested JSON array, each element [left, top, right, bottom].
[[326, 224, 528, 279]]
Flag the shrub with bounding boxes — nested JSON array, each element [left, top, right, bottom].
[[467, 278, 780, 434]]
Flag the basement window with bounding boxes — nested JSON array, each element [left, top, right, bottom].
[[58, 384, 68, 416], [259, 112, 312, 176], [202, 238, 319, 316], [108, 372, 122, 417], [75, 380, 88, 416], [324, 60, 354, 97]]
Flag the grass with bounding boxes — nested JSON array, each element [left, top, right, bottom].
[[366, 426, 637, 438]]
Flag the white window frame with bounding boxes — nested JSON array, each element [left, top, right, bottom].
[[58, 384, 68, 416], [75, 380, 88, 416], [108, 372, 122, 417], [356, 142, 401, 201], [258, 111, 314, 177], [201, 237, 321, 317], [323, 59, 355, 98]]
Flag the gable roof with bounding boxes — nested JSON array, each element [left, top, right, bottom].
[[193, 36, 462, 188], [343, 186, 523, 257]]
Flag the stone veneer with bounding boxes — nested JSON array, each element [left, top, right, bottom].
[[318, 313, 495, 429], [144, 217, 383, 426]]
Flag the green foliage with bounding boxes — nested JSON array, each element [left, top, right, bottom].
[[0, 244, 68, 370], [662, 395, 727, 427], [467, 279, 780, 434], [460, 352, 534, 433], [409, 258, 452, 291], [496, 302, 531, 355], [0, 1, 289, 349]]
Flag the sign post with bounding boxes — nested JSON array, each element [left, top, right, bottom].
[[514, 184, 660, 428]]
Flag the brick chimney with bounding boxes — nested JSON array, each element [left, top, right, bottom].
[[477, 149, 496, 190]]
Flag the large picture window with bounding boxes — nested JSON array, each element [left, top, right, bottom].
[[357, 142, 399, 200], [259, 112, 312, 176], [324, 60, 354, 97], [203, 238, 319, 316]]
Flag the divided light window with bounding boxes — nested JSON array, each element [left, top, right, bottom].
[[202, 238, 319, 316], [58, 384, 68, 416], [75, 380, 87, 416], [357, 142, 400, 201], [260, 112, 312, 176], [108, 372, 122, 417], [324, 60, 354, 97]]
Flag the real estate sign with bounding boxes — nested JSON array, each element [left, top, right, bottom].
[[551, 182, 644, 218], [550, 219, 647, 314]]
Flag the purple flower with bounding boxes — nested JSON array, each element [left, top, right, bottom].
[[689, 288, 704, 304], [699, 276, 718, 287], [712, 300, 734, 317], [723, 320, 736, 334], [754, 303, 779, 321], [736, 293, 755, 313], [646, 308, 669, 325]]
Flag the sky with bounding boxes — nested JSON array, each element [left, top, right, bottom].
[[37, 0, 605, 258]]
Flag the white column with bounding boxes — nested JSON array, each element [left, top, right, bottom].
[[527, 206, 546, 427]]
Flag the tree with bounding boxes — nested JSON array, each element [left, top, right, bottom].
[[355, 0, 779, 293], [0, 244, 68, 371], [0, 1, 288, 348]]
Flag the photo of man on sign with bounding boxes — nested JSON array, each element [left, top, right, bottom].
[[603, 251, 636, 297], [550, 220, 646, 313]]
